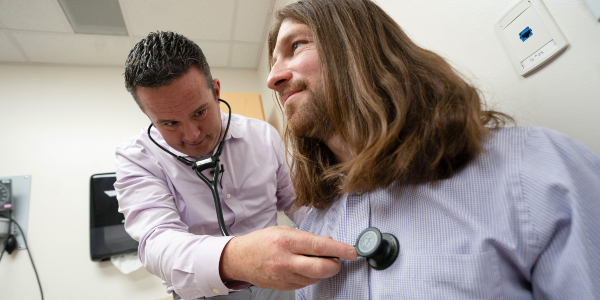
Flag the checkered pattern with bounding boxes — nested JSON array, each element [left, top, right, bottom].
[[297, 127, 600, 300]]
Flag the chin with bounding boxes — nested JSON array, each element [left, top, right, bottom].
[[191, 148, 210, 158], [288, 121, 314, 139]]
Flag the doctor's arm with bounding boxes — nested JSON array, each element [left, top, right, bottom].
[[115, 147, 234, 299], [219, 226, 357, 290]]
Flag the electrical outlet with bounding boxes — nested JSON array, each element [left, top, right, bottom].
[[495, 0, 568, 76]]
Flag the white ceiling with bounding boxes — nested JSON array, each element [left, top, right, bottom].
[[0, 0, 275, 69]]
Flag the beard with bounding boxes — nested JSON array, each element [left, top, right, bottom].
[[281, 80, 332, 140]]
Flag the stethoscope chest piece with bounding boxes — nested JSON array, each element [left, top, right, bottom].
[[355, 227, 399, 270]]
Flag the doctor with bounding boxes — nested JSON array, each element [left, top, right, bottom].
[[115, 31, 356, 300]]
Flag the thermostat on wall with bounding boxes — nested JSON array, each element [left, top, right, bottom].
[[495, 0, 568, 76]]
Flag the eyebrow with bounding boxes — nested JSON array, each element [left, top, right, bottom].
[[271, 27, 308, 65], [190, 103, 210, 118], [155, 103, 210, 124]]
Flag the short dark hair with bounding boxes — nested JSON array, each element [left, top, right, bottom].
[[124, 31, 215, 109]]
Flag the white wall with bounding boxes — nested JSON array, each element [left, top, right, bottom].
[[0, 63, 261, 300]]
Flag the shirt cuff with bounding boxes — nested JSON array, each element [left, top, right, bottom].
[[225, 281, 251, 291], [193, 235, 235, 297]]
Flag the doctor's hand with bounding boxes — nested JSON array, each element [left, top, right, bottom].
[[219, 226, 357, 290]]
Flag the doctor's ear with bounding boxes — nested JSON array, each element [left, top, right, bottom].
[[213, 78, 221, 98]]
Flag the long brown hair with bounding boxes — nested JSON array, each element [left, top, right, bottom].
[[268, 0, 512, 209]]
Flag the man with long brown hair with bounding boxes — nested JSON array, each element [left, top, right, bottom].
[[267, 0, 600, 299]]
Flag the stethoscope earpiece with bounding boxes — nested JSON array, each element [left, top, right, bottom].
[[355, 227, 399, 270]]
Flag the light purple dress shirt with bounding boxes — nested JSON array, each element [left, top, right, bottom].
[[298, 127, 600, 300], [115, 111, 306, 299]]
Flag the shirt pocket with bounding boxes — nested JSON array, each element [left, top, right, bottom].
[[372, 251, 503, 300]]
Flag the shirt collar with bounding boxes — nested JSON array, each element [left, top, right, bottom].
[[220, 109, 241, 140]]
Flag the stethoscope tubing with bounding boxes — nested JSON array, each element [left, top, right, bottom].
[[194, 158, 228, 236], [147, 98, 232, 236]]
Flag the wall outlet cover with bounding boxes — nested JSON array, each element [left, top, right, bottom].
[[495, 0, 568, 76]]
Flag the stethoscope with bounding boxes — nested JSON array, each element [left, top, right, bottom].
[[355, 227, 399, 270], [147, 98, 232, 236], [147, 98, 399, 269]]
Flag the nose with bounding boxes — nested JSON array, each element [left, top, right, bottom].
[[267, 60, 292, 92], [182, 121, 201, 143]]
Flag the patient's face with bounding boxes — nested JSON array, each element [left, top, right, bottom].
[[137, 67, 222, 157], [267, 19, 330, 139]]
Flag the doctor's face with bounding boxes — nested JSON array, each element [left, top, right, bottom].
[[137, 67, 222, 157], [267, 19, 329, 139]]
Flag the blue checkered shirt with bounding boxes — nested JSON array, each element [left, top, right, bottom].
[[297, 127, 600, 300]]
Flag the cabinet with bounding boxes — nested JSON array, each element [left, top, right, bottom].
[[220, 92, 265, 121]]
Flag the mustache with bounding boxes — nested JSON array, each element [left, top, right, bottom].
[[278, 80, 309, 99]]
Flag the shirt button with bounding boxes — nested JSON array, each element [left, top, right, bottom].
[[226, 194, 231, 199], [213, 288, 220, 294]]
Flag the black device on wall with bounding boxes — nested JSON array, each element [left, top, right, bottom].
[[1, 179, 16, 255], [0, 179, 12, 211], [90, 173, 138, 262]]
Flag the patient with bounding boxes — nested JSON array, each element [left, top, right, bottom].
[[266, 0, 600, 299]]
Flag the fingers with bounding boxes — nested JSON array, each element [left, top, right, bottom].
[[288, 231, 358, 261], [290, 254, 343, 279], [284, 273, 320, 289], [249, 268, 320, 290]]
